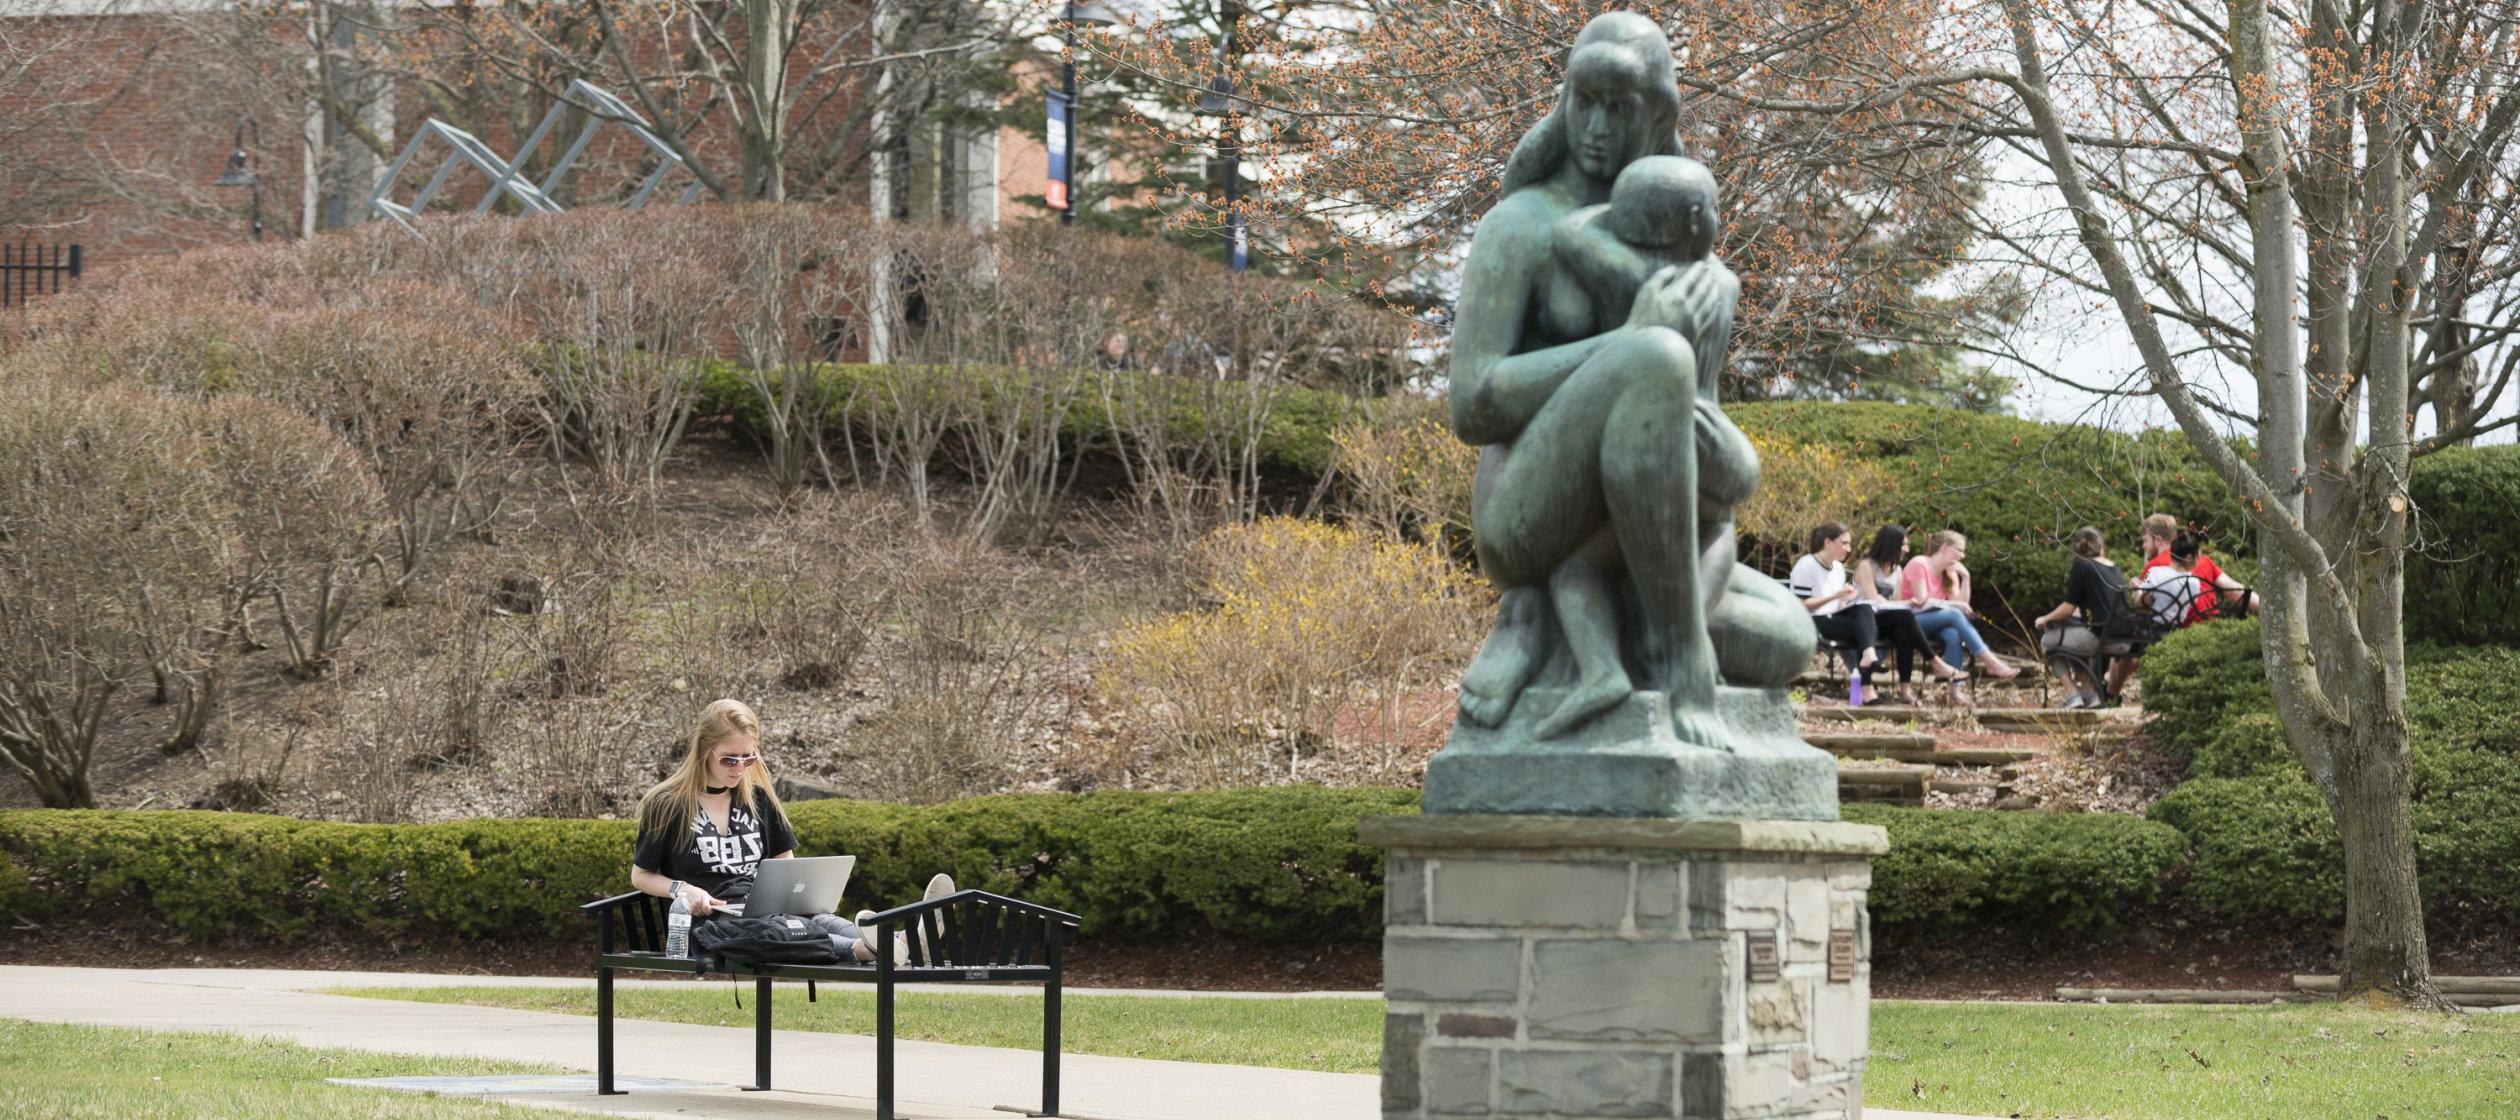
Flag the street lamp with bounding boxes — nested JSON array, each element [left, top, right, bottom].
[[1191, 4, 1244, 272], [214, 120, 264, 241], [1055, 0, 1121, 225]]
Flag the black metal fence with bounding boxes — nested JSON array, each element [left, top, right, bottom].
[[1, 242, 83, 308]]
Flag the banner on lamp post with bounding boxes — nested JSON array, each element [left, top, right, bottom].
[[1228, 211, 1247, 272], [1045, 92, 1072, 212]]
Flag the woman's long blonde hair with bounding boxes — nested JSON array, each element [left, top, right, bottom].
[[635, 699, 785, 854]]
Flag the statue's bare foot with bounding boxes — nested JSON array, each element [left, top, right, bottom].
[[1459, 588, 1546, 728], [1669, 708, 1734, 754], [1648, 644, 1731, 751], [1536, 672, 1630, 738]]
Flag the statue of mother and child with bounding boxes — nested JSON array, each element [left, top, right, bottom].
[[1428, 12, 1835, 819]]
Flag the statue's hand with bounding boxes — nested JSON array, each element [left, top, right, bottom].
[[1669, 259, 1739, 326], [1623, 264, 1694, 333]]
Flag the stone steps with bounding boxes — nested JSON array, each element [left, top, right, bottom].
[[1792, 667, 2055, 694], [1834, 761, 2021, 808], [1803, 730, 1936, 753], [1836, 764, 1931, 806], [1807, 731, 2038, 767], [1802, 704, 2134, 735]]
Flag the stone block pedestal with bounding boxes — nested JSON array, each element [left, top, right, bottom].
[[1364, 816, 1888, 1120]]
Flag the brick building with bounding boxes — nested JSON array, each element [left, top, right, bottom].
[[0, 0, 1064, 296]]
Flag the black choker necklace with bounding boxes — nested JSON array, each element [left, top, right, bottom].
[[704, 784, 734, 795]]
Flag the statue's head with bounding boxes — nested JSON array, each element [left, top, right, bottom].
[[1501, 13, 1685, 196], [1564, 14, 1683, 183], [1606, 155, 1718, 256]]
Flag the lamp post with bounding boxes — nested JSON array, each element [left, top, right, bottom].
[[1054, 0, 1121, 225], [214, 120, 264, 241], [1192, 1, 1244, 272]]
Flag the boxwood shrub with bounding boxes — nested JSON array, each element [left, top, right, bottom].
[[2403, 443, 2520, 646], [0, 850, 35, 921], [2143, 630, 2520, 926], [2132, 618, 2275, 770], [1843, 804, 2184, 930], [693, 360, 1380, 482], [1, 789, 2204, 949], [785, 787, 1415, 943]]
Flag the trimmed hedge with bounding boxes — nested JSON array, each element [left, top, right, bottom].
[[2404, 443, 2520, 646], [693, 360, 1379, 482], [2132, 618, 2275, 772], [2150, 767, 2520, 929], [787, 788, 1412, 943], [2141, 621, 2520, 925], [1, 789, 2193, 948], [0, 790, 1408, 946], [0, 812, 634, 943], [1843, 804, 2184, 929]]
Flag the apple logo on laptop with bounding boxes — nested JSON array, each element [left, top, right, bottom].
[[791, 882, 805, 893]]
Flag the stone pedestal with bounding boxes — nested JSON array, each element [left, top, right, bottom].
[[1365, 816, 1887, 1120], [1426, 687, 1837, 820]]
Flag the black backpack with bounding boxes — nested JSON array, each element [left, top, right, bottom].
[[693, 914, 845, 967]]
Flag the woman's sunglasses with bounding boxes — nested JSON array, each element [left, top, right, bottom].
[[715, 755, 761, 768]]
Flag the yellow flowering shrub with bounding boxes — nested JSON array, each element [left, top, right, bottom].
[[1734, 431, 1896, 566], [1332, 403, 1477, 552], [1100, 517, 1490, 784]]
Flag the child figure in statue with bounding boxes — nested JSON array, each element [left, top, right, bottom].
[[1555, 154, 1725, 338], [1503, 154, 1746, 737]]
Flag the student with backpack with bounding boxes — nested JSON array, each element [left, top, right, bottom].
[[629, 699, 949, 964]]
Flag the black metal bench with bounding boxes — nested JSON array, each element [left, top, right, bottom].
[[585, 887, 1081, 1120]]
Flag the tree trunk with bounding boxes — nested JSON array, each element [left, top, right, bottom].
[[2328, 691, 2435, 1000], [740, 0, 794, 202]]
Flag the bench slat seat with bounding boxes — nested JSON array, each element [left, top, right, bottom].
[[583, 887, 1080, 1120]]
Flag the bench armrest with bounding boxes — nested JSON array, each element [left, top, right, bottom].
[[857, 889, 1079, 968], [585, 891, 670, 954]]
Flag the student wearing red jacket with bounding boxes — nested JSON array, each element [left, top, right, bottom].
[[2137, 514, 2255, 624]]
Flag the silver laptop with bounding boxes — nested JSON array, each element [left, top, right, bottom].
[[720, 855, 854, 918]]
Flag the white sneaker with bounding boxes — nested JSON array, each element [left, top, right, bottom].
[[911, 874, 955, 963], [848, 909, 883, 963], [2058, 694, 2088, 710]]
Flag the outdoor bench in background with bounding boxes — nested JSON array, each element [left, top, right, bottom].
[[584, 887, 1081, 1120]]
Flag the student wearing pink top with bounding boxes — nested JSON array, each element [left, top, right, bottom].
[[1899, 530, 2020, 686]]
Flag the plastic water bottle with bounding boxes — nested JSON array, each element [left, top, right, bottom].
[[666, 886, 693, 957]]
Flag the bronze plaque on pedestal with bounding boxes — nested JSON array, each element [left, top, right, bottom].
[[1828, 929, 1857, 982]]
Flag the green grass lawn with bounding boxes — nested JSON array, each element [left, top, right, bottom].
[[0, 1019, 569, 1120], [335, 986, 2520, 1118], [330, 985, 1387, 1074]]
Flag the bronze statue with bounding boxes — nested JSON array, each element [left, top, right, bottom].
[[1430, 13, 1825, 817]]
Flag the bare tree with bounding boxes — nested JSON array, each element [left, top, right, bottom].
[[386, 0, 1008, 206], [196, 394, 390, 680], [1917, 0, 2520, 1003], [1098, 0, 2024, 402], [724, 205, 878, 498], [0, 380, 228, 806]]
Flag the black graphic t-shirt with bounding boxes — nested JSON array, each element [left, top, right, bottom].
[[631, 792, 798, 902]]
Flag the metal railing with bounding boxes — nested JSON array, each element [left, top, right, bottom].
[[0, 242, 82, 308]]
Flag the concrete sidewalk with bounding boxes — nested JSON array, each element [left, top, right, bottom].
[[0, 966, 1994, 1120]]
